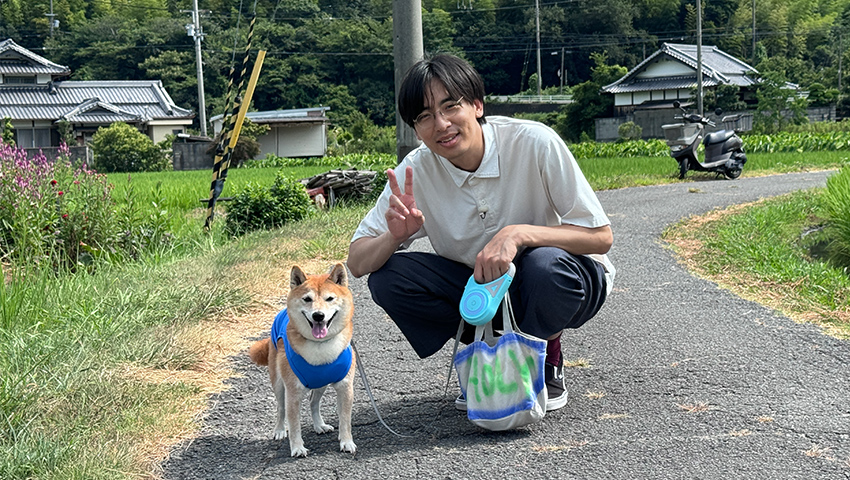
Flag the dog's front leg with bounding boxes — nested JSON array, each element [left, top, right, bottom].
[[309, 387, 334, 434], [285, 379, 309, 457], [334, 375, 356, 454], [272, 372, 288, 440]]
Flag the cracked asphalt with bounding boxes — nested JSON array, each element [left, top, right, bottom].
[[161, 170, 850, 480]]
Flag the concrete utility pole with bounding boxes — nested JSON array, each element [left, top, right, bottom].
[[46, 0, 57, 37], [752, 0, 756, 66], [535, 0, 542, 96], [696, 0, 703, 116], [185, 0, 208, 137], [392, 0, 423, 162]]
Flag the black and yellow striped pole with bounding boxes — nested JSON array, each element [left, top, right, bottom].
[[204, 15, 260, 230]]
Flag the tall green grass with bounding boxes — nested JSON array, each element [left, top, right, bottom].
[[0, 250, 250, 478]]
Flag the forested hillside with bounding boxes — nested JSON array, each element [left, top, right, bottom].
[[2, 0, 849, 133]]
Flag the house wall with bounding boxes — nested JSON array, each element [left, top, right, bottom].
[[639, 60, 693, 78], [259, 124, 327, 158], [615, 89, 693, 107], [148, 124, 187, 144]]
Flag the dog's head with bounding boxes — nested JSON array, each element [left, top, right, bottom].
[[287, 263, 353, 341]]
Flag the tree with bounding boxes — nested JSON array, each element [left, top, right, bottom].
[[563, 52, 627, 142], [754, 71, 808, 134]]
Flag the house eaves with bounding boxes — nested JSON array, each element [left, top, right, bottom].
[[602, 43, 758, 94], [0, 39, 70, 76], [59, 97, 146, 123], [0, 81, 194, 122]]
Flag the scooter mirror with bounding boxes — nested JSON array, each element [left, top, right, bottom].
[[673, 101, 680, 108], [714, 107, 723, 116]]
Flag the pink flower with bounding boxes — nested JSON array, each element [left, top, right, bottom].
[[58, 191, 64, 196], [62, 214, 68, 219], [51, 179, 57, 185]]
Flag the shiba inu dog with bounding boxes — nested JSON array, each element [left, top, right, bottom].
[[248, 263, 357, 457]]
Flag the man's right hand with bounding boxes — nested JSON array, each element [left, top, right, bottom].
[[385, 166, 424, 242]]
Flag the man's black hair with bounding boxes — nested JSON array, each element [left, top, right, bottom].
[[397, 54, 486, 128]]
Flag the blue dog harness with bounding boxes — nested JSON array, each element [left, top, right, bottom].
[[270, 309, 353, 389]]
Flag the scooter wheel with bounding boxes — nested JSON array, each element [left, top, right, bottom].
[[724, 167, 742, 179], [678, 159, 689, 179]]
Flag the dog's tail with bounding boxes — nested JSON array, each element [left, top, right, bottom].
[[248, 338, 270, 366]]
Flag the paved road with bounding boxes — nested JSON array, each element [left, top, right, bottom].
[[162, 170, 850, 479]]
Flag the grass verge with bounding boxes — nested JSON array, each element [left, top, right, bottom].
[[662, 189, 850, 339], [0, 203, 371, 479]]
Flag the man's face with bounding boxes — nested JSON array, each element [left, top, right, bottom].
[[414, 80, 485, 172]]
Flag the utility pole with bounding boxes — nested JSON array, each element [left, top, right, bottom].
[[46, 0, 57, 37], [535, 0, 542, 96], [185, 0, 208, 137], [696, 0, 703, 116], [752, 0, 756, 66], [392, 0, 423, 162]]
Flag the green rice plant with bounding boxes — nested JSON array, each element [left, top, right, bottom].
[[822, 166, 850, 265], [245, 152, 396, 171]]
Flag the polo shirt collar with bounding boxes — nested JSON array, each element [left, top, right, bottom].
[[438, 122, 500, 187]]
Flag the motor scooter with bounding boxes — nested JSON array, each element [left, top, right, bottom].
[[662, 101, 747, 179]]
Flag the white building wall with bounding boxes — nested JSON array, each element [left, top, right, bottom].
[[639, 60, 694, 78], [259, 124, 326, 158]]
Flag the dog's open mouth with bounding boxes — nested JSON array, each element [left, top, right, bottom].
[[307, 312, 336, 339]]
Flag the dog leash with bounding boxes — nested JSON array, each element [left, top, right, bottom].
[[350, 340, 414, 438]]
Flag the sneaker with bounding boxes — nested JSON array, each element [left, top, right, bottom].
[[544, 360, 569, 411], [455, 393, 467, 411]]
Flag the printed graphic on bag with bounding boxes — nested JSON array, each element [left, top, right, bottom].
[[454, 332, 546, 422]]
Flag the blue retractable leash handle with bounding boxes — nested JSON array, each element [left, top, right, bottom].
[[459, 263, 516, 325]]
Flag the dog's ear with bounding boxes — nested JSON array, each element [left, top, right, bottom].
[[291, 265, 307, 289], [328, 263, 348, 287]]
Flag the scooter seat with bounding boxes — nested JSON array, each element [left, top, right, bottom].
[[704, 130, 734, 145]]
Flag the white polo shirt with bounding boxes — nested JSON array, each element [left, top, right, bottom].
[[352, 116, 615, 291]]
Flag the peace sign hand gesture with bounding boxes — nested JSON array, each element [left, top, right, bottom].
[[385, 166, 424, 243]]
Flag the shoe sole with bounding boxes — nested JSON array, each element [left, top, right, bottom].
[[455, 398, 467, 411], [545, 391, 568, 411]]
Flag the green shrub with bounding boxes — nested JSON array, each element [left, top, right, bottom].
[[225, 172, 313, 235], [617, 121, 642, 142], [90, 122, 171, 173], [823, 166, 850, 266]]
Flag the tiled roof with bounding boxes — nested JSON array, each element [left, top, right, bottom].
[[602, 43, 758, 94], [209, 107, 330, 125], [0, 80, 193, 122], [0, 39, 70, 76]]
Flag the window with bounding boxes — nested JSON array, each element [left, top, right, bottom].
[[16, 128, 52, 148], [3, 76, 36, 84]]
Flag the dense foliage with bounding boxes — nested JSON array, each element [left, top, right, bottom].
[[90, 122, 171, 173], [224, 171, 313, 235], [6, 0, 850, 141]]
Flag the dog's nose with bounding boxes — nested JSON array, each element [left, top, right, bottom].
[[312, 311, 325, 323]]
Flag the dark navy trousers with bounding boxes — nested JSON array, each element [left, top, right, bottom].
[[367, 247, 607, 359]]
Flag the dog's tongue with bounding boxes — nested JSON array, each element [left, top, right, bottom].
[[312, 323, 328, 339]]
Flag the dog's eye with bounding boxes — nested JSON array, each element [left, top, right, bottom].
[[325, 296, 335, 302], [303, 295, 313, 303]]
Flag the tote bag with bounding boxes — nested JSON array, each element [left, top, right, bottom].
[[453, 295, 547, 430]]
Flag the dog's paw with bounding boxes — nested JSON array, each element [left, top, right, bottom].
[[290, 445, 309, 457], [314, 423, 334, 434], [339, 439, 357, 454], [272, 428, 288, 441]]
